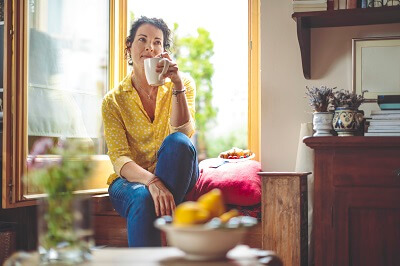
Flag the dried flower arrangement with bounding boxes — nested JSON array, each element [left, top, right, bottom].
[[305, 86, 336, 112], [331, 89, 367, 109]]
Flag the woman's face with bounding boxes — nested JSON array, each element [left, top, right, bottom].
[[130, 23, 164, 70]]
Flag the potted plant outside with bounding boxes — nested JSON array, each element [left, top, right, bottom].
[[331, 89, 366, 136], [305, 86, 336, 136]]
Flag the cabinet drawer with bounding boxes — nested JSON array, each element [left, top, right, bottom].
[[333, 150, 400, 187]]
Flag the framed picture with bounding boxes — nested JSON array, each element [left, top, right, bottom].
[[352, 36, 400, 102]]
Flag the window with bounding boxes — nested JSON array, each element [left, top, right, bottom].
[[1, 0, 259, 208], [25, 0, 110, 195], [126, 0, 260, 160]]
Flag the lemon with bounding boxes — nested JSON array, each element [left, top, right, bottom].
[[197, 188, 226, 218], [219, 209, 240, 223], [173, 201, 210, 226]]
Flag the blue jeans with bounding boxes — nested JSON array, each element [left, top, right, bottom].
[[108, 132, 199, 247]]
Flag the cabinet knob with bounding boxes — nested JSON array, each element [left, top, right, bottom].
[[394, 169, 400, 177]]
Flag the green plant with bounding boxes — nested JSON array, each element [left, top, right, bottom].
[[172, 25, 217, 157], [305, 86, 336, 112], [27, 138, 95, 249], [332, 89, 367, 109], [206, 128, 248, 158]]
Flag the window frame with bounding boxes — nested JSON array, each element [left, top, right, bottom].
[[1, 0, 260, 208], [248, 0, 260, 161]]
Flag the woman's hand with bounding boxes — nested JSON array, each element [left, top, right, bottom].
[[148, 178, 176, 216], [157, 52, 184, 90]]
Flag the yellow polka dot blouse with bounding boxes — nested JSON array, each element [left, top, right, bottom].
[[102, 73, 196, 185]]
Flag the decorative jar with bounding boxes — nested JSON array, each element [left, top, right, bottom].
[[333, 107, 364, 136]]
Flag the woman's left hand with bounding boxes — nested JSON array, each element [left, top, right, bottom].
[[148, 178, 176, 217], [157, 52, 184, 89]]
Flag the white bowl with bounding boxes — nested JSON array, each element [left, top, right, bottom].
[[154, 216, 256, 261]]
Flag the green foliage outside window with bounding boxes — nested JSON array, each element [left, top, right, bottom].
[[206, 128, 248, 158], [172, 24, 217, 159], [172, 26, 248, 158]]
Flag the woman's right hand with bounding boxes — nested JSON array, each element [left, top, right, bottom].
[[148, 179, 176, 217]]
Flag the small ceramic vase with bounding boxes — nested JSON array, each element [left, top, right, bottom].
[[313, 112, 334, 136], [333, 107, 364, 136]]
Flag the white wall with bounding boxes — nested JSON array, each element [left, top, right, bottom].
[[260, 0, 400, 171]]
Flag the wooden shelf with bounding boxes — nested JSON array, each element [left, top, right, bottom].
[[292, 6, 400, 79]]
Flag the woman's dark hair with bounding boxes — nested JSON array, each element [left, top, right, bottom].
[[125, 16, 171, 65]]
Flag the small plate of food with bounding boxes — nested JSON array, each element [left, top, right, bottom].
[[218, 147, 255, 163]]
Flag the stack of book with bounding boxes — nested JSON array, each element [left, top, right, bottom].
[[293, 0, 327, 12], [365, 110, 400, 136]]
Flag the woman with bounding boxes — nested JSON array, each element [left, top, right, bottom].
[[102, 16, 198, 247]]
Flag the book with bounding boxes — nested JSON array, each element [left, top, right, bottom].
[[370, 114, 400, 120], [361, 0, 367, 7], [367, 119, 400, 126], [293, 3, 327, 7], [347, 0, 357, 8], [365, 132, 400, 136], [327, 0, 336, 10], [292, 0, 327, 3], [377, 95, 400, 104], [368, 125, 400, 130], [293, 1, 327, 7], [338, 0, 347, 9], [367, 129, 400, 133], [379, 103, 400, 110], [371, 110, 400, 115], [293, 7, 327, 11], [293, 0, 327, 11]]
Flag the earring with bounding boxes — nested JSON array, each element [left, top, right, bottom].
[[127, 53, 133, 65]]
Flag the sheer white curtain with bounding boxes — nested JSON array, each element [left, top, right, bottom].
[[295, 122, 314, 266], [27, 0, 108, 139]]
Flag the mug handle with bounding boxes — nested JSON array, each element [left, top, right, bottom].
[[158, 59, 170, 80]]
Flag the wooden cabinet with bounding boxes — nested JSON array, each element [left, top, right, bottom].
[[259, 172, 309, 266], [304, 136, 400, 266], [292, 6, 400, 79]]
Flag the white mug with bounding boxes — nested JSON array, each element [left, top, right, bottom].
[[144, 57, 170, 86]]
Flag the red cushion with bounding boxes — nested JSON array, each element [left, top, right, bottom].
[[185, 159, 261, 206]]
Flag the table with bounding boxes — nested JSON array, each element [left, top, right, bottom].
[[5, 245, 282, 266]]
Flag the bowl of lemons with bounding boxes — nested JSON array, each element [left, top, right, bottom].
[[154, 189, 257, 261]]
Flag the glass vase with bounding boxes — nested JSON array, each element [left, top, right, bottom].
[[37, 195, 94, 264]]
